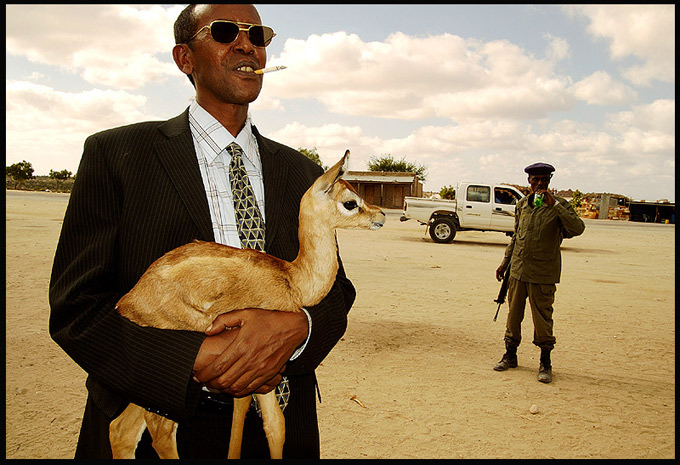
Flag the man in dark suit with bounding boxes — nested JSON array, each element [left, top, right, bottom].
[[49, 4, 355, 458]]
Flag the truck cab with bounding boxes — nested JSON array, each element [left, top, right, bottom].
[[401, 183, 525, 243], [462, 183, 523, 230]]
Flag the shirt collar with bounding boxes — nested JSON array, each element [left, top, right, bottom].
[[189, 100, 256, 164]]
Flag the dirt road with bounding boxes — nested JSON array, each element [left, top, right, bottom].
[[5, 190, 675, 459]]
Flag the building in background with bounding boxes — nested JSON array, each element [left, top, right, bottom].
[[574, 193, 674, 224], [344, 171, 422, 209]]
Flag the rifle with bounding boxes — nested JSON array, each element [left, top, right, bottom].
[[493, 262, 511, 321]]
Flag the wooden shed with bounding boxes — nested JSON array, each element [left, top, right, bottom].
[[343, 171, 423, 209]]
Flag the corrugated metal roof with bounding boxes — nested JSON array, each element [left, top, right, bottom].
[[343, 171, 417, 183]]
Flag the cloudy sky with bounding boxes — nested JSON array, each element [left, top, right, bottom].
[[6, 4, 675, 201]]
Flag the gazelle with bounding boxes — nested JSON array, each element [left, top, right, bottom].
[[109, 150, 385, 459]]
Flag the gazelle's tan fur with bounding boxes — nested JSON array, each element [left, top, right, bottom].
[[109, 151, 385, 459]]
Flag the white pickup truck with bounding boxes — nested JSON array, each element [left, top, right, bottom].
[[400, 182, 525, 243]]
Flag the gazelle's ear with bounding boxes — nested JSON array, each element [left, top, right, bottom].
[[314, 150, 350, 194], [326, 150, 350, 191]]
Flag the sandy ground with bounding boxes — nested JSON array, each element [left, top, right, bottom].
[[5, 189, 675, 459]]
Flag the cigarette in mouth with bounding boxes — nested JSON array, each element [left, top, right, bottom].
[[254, 65, 287, 74]]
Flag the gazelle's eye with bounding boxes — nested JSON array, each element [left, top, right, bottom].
[[343, 200, 358, 210]]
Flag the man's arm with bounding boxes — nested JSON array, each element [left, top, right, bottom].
[[49, 132, 206, 421], [554, 197, 586, 238], [193, 257, 355, 397], [497, 200, 521, 280], [287, 262, 355, 373]]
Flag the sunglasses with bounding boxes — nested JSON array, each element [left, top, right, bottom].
[[186, 20, 276, 48]]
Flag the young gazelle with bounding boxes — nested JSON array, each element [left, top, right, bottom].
[[109, 150, 385, 459]]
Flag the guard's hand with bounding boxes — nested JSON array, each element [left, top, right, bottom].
[[496, 264, 507, 282], [193, 308, 308, 398], [543, 190, 556, 206], [535, 189, 556, 207]]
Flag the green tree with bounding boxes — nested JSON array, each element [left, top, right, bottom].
[[439, 185, 456, 200], [571, 189, 583, 210], [49, 169, 73, 191], [6, 160, 34, 189], [297, 147, 329, 171], [367, 154, 427, 182]]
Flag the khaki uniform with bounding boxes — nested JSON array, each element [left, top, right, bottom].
[[500, 194, 585, 349]]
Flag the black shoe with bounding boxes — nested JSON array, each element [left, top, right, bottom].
[[493, 354, 518, 371], [538, 363, 552, 383]]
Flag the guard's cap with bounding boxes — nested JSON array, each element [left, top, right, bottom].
[[524, 162, 555, 176]]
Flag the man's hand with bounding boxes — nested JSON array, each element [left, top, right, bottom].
[[192, 308, 308, 397], [496, 264, 507, 282], [534, 188, 556, 207], [192, 328, 283, 393]]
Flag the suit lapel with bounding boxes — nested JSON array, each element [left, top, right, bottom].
[[254, 126, 288, 250], [155, 110, 214, 242], [151, 115, 293, 247]]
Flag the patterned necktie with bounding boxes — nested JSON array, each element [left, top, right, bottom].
[[227, 142, 266, 252], [227, 141, 290, 415]]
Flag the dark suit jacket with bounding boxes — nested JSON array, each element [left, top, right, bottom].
[[49, 109, 355, 427]]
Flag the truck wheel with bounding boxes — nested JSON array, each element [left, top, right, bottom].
[[429, 217, 456, 243]]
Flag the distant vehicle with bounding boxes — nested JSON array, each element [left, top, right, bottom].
[[400, 182, 525, 243]]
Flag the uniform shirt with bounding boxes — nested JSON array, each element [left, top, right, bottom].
[[502, 194, 585, 284]]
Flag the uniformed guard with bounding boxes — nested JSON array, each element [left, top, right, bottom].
[[493, 162, 586, 383]]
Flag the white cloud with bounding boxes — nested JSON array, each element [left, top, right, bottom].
[[268, 122, 376, 170], [266, 106, 674, 200], [264, 31, 572, 122], [543, 33, 571, 62], [257, 22, 673, 200], [5, 4, 183, 89], [250, 94, 285, 112], [607, 99, 676, 154], [6, 80, 160, 174], [4, 5, 674, 202], [562, 5, 675, 85], [24, 71, 42, 80], [607, 99, 675, 134], [571, 71, 638, 105]]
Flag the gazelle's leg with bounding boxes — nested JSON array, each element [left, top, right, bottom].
[[144, 411, 179, 459], [109, 403, 147, 459], [228, 396, 252, 459], [257, 391, 286, 459]]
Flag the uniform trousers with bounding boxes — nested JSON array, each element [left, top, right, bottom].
[[503, 276, 557, 350]]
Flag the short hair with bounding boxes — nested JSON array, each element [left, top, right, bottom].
[[174, 4, 198, 44], [174, 4, 199, 86]]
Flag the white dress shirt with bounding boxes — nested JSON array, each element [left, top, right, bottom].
[[189, 100, 265, 247], [188, 100, 310, 361]]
